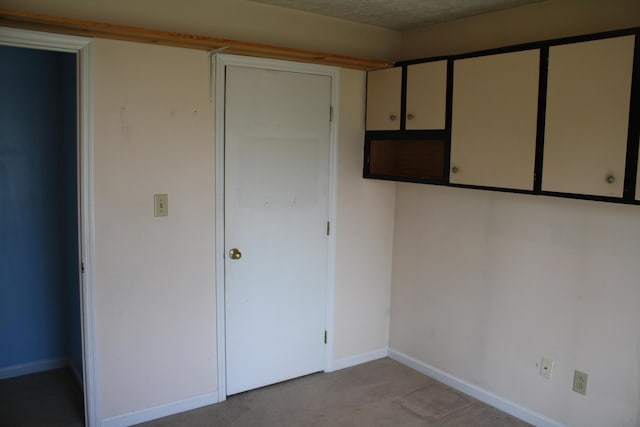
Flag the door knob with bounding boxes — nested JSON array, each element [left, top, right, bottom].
[[229, 248, 242, 260]]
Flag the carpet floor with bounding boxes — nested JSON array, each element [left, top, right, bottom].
[[138, 358, 531, 427], [0, 368, 84, 427]]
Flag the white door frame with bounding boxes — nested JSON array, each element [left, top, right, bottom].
[[213, 53, 339, 401], [0, 27, 99, 427]]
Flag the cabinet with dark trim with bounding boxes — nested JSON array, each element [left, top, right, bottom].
[[541, 35, 635, 198], [366, 67, 402, 131], [405, 60, 448, 130], [450, 49, 540, 190], [364, 59, 449, 183], [363, 27, 640, 206], [366, 60, 448, 131]]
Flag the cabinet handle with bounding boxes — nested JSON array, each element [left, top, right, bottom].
[[407, 114, 414, 120], [390, 114, 397, 121], [606, 175, 615, 184], [451, 166, 459, 174]]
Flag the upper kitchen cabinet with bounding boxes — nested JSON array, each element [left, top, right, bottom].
[[405, 60, 448, 130], [450, 49, 540, 190], [542, 35, 635, 198], [366, 67, 402, 131]]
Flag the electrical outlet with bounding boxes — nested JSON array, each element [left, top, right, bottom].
[[539, 357, 553, 379], [573, 370, 588, 395]]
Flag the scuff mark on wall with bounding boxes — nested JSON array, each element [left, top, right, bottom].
[[120, 106, 133, 143]]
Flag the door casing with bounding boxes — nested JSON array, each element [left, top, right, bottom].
[[213, 53, 340, 401], [0, 27, 99, 426]]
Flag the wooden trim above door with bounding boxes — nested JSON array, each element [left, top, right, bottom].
[[0, 8, 393, 71]]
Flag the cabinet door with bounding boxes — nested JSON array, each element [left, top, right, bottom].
[[366, 67, 401, 131], [406, 60, 447, 130], [542, 35, 635, 197], [450, 49, 540, 190]]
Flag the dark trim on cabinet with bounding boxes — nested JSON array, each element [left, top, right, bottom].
[[400, 65, 408, 130], [444, 59, 454, 182], [539, 190, 638, 206], [400, 54, 452, 67], [396, 27, 640, 67], [623, 34, 640, 201], [447, 182, 533, 196], [533, 47, 549, 193], [364, 71, 369, 130], [446, 184, 639, 206]]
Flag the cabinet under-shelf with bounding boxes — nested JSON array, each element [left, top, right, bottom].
[[364, 131, 449, 184]]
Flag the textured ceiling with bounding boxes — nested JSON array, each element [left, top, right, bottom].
[[250, 0, 543, 31]]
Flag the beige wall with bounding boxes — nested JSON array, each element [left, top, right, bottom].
[[15, 0, 640, 423], [2, 0, 400, 60], [334, 70, 395, 360], [389, 185, 640, 426], [92, 39, 395, 420], [93, 39, 217, 418], [400, 0, 640, 60], [391, 3, 640, 426]]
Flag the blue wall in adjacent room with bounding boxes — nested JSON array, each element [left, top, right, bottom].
[[0, 45, 81, 378], [59, 53, 83, 382]]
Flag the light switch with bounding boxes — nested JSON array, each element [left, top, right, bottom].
[[154, 194, 168, 217]]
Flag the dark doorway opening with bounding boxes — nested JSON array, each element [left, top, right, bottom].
[[0, 45, 84, 427]]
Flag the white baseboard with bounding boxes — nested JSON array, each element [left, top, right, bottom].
[[388, 349, 564, 427], [329, 348, 388, 372], [101, 391, 219, 427], [0, 358, 67, 379]]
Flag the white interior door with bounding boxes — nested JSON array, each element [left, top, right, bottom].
[[224, 65, 331, 395]]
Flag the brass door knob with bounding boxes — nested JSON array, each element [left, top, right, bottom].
[[229, 248, 242, 260]]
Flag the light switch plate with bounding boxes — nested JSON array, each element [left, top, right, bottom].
[[154, 194, 168, 217]]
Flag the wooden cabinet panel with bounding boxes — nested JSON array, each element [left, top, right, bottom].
[[366, 137, 446, 181], [406, 61, 447, 130], [450, 49, 540, 190], [542, 35, 635, 198], [366, 67, 402, 131]]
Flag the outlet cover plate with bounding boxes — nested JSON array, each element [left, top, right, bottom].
[[573, 370, 588, 395], [539, 357, 553, 379]]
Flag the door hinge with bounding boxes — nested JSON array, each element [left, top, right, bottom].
[[324, 330, 327, 344], [81, 262, 85, 274], [326, 221, 330, 236], [329, 106, 333, 122]]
